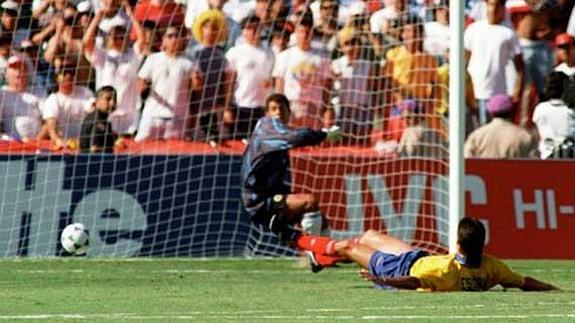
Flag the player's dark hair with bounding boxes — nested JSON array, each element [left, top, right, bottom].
[[96, 86, 117, 100], [543, 71, 568, 101], [265, 93, 290, 112], [457, 217, 486, 261]]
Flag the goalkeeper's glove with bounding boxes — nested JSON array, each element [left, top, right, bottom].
[[322, 125, 342, 143]]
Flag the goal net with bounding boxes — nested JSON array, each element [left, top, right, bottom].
[[0, 0, 450, 257]]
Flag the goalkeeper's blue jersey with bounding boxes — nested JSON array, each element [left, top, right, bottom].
[[241, 116, 326, 212]]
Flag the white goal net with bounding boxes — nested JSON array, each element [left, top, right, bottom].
[[0, 0, 450, 257]]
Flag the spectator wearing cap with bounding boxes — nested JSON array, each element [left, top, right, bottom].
[[225, 15, 274, 140], [395, 98, 447, 158], [188, 9, 233, 145], [332, 27, 379, 145], [135, 25, 192, 142], [41, 61, 94, 150], [0, 55, 44, 141], [554, 33, 575, 76], [532, 71, 573, 159], [44, 4, 95, 89], [272, 12, 333, 129], [76, 1, 93, 31], [465, 94, 537, 158], [464, 0, 525, 126], [1, 0, 30, 47], [83, 0, 147, 136], [270, 20, 294, 56], [15, 40, 50, 96]]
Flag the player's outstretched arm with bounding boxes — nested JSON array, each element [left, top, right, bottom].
[[518, 277, 559, 291], [359, 270, 422, 290]]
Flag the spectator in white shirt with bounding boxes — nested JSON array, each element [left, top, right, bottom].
[[41, 63, 94, 149], [370, 0, 408, 34], [272, 12, 333, 129], [0, 55, 43, 141], [136, 26, 193, 142], [83, 0, 147, 137], [226, 15, 274, 139], [464, 0, 525, 126], [532, 71, 574, 159], [553, 33, 575, 77]]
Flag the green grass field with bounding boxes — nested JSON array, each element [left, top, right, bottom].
[[0, 258, 573, 322]]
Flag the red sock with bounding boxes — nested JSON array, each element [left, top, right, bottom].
[[295, 235, 337, 255]]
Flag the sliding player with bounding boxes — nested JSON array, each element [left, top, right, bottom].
[[307, 217, 558, 291], [241, 93, 340, 251]]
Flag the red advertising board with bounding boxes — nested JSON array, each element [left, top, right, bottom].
[[290, 152, 575, 259]]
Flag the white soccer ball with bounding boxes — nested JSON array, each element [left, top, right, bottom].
[[60, 223, 90, 256]]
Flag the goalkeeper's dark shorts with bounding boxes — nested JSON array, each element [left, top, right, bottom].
[[242, 193, 287, 226], [369, 249, 429, 280]]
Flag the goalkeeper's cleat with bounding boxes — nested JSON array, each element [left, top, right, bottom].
[[306, 251, 324, 273]]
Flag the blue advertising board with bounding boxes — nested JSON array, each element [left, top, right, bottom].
[[0, 155, 290, 257]]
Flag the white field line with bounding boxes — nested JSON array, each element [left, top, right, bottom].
[[1, 313, 575, 320]]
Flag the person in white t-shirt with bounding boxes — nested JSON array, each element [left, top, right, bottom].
[[423, 1, 449, 61], [41, 65, 94, 149], [553, 33, 575, 77], [83, 1, 147, 137], [135, 26, 193, 142], [464, 0, 524, 126], [0, 56, 43, 141], [272, 12, 333, 129], [370, 0, 408, 34], [532, 71, 575, 159], [226, 15, 274, 139]]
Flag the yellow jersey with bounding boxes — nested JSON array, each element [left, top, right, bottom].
[[409, 254, 525, 291]]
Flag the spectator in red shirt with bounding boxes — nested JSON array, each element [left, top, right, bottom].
[[131, 0, 184, 40]]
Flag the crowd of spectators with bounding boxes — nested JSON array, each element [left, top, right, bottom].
[[0, 0, 574, 158]]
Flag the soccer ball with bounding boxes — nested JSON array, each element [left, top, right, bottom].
[[60, 223, 90, 255]]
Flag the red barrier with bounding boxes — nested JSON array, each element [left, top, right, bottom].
[[1, 139, 572, 258]]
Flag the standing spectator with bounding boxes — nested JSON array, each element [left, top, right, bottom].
[[311, 0, 339, 57], [189, 9, 233, 145], [41, 64, 94, 149], [79, 85, 117, 153], [370, 0, 408, 34], [423, 0, 449, 61], [465, 94, 537, 158], [32, 0, 68, 28], [0, 55, 43, 141], [1, 0, 30, 47], [272, 12, 333, 129], [383, 15, 440, 111], [83, 0, 146, 137], [43, 4, 95, 89], [332, 27, 378, 145], [0, 34, 11, 86], [135, 25, 192, 142], [226, 15, 274, 140], [464, 0, 525, 126], [553, 33, 575, 77], [188, 0, 240, 50], [269, 20, 294, 57], [532, 71, 572, 159], [14, 40, 50, 96], [132, 0, 184, 40]]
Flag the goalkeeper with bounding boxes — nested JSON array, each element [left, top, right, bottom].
[[306, 217, 558, 292], [241, 93, 341, 251]]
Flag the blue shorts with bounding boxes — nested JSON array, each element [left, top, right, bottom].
[[369, 249, 428, 279]]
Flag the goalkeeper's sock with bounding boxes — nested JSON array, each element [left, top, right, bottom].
[[295, 235, 336, 255]]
